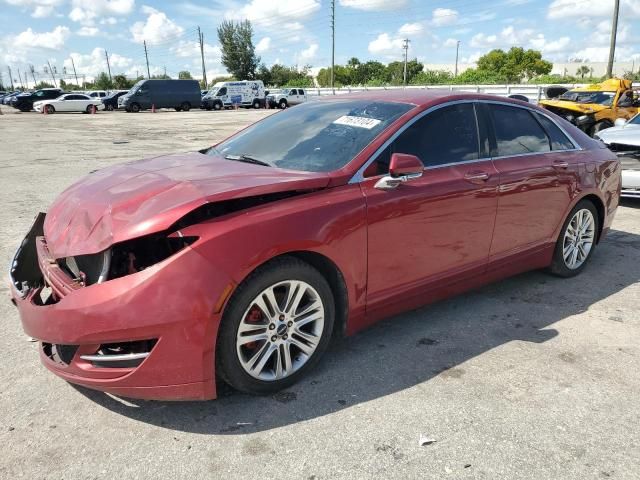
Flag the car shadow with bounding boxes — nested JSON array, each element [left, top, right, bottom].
[[74, 228, 640, 434], [620, 198, 640, 209]]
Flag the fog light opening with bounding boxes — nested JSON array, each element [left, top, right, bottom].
[[80, 339, 157, 368]]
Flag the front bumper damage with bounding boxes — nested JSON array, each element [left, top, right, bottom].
[[9, 213, 229, 400], [607, 146, 640, 198]]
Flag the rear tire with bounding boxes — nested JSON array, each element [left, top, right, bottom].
[[549, 199, 599, 277], [105, 104, 114, 111], [181, 102, 191, 112], [130, 103, 141, 113], [252, 99, 261, 109], [45, 105, 55, 114], [217, 257, 335, 395], [86, 105, 95, 113]]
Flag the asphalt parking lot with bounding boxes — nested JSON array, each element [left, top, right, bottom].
[[1, 107, 639, 479]]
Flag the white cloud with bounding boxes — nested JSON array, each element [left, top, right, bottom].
[[529, 34, 571, 53], [569, 45, 638, 62], [300, 43, 318, 60], [227, 0, 320, 28], [431, 8, 458, 27], [339, 0, 407, 10], [77, 26, 99, 36], [100, 17, 118, 25], [548, 0, 640, 19], [130, 6, 183, 44], [398, 22, 423, 36], [13, 25, 70, 50], [4, 0, 62, 17], [256, 37, 271, 53], [69, 0, 135, 25], [470, 32, 497, 48], [443, 38, 459, 48], [368, 33, 404, 55], [64, 48, 134, 77]]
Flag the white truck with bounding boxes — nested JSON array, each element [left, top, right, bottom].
[[201, 80, 265, 110], [266, 87, 308, 109]]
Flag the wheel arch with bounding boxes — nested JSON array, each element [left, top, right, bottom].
[[580, 193, 605, 243]]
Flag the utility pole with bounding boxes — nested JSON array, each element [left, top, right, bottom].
[[143, 40, 151, 79], [164, 65, 167, 78], [29, 65, 37, 88], [7, 66, 14, 90], [46, 60, 57, 87], [606, 0, 620, 78], [105, 49, 112, 84], [330, 0, 335, 94], [198, 26, 207, 87], [17, 69, 24, 89], [454, 40, 461, 78], [70, 56, 80, 87], [402, 38, 410, 85]]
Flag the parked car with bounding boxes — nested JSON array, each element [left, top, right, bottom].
[[120, 79, 201, 112], [10, 90, 620, 401], [539, 78, 640, 137], [85, 90, 108, 99], [595, 114, 640, 198], [33, 93, 105, 114], [201, 80, 265, 110], [101, 90, 129, 111], [267, 87, 308, 109], [10, 88, 64, 112], [3, 91, 22, 105]]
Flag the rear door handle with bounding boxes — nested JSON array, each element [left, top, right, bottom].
[[464, 171, 490, 183], [553, 160, 569, 169]]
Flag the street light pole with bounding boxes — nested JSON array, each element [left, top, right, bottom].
[[454, 40, 461, 77], [606, 0, 620, 78], [402, 38, 410, 85]]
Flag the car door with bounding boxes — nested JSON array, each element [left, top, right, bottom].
[[289, 89, 298, 105], [56, 95, 74, 112], [360, 102, 499, 311], [486, 102, 581, 264], [68, 95, 87, 112], [298, 89, 306, 103]]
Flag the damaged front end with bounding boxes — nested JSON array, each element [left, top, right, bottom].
[[539, 105, 597, 134]]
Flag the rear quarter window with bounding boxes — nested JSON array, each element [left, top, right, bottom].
[[532, 112, 576, 150], [490, 104, 551, 156]]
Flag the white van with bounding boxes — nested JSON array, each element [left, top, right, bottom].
[[201, 80, 265, 110]]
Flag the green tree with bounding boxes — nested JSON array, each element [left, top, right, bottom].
[[209, 75, 235, 87], [94, 72, 113, 90], [113, 74, 132, 89], [576, 65, 590, 79], [411, 69, 454, 85], [475, 47, 551, 83], [178, 70, 193, 79], [385, 59, 423, 85], [217, 19, 260, 80], [34, 81, 55, 89]]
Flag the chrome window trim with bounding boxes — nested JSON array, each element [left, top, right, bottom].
[[349, 98, 583, 184]]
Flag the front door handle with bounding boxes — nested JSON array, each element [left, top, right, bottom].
[[464, 171, 490, 183], [553, 160, 569, 169]]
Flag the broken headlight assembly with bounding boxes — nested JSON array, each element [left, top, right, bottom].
[[59, 232, 198, 286]]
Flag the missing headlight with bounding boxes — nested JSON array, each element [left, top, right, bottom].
[[108, 232, 198, 280]]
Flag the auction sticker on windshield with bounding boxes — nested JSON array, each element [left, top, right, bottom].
[[333, 115, 382, 129]]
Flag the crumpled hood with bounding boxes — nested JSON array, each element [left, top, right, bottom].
[[598, 124, 640, 146], [539, 99, 608, 114], [44, 151, 331, 258]]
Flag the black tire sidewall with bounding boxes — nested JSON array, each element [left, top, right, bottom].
[[550, 199, 599, 277], [181, 102, 191, 111], [279, 100, 287, 109], [217, 257, 335, 395]]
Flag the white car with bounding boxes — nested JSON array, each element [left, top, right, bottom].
[[33, 93, 105, 114], [596, 114, 640, 198]]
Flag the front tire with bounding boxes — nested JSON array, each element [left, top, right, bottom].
[[279, 99, 287, 109], [213, 101, 222, 111], [181, 102, 191, 112], [252, 99, 261, 109], [129, 103, 141, 113], [217, 257, 335, 395], [549, 200, 599, 277], [45, 104, 55, 114]]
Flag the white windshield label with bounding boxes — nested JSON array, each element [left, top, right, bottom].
[[333, 115, 382, 129]]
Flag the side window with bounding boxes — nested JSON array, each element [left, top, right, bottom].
[[490, 104, 550, 156], [298, 89, 305, 95], [532, 112, 575, 150], [290, 89, 296, 96], [217, 87, 227, 96], [366, 103, 479, 176], [617, 91, 633, 107]]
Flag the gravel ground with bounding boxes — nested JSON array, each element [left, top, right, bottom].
[[1, 108, 639, 480]]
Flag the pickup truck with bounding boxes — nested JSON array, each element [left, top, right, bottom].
[[539, 78, 640, 137], [266, 88, 308, 109]]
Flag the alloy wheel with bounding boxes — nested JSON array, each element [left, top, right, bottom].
[[563, 208, 595, 270], [236, 280, 325, 381]]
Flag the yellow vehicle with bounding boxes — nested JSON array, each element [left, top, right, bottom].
[[539, 78, 640, 137]]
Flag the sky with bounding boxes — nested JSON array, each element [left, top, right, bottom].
[[0, 0, 639, 85]]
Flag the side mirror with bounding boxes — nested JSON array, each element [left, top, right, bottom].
[[614, 118, 627, 127], [375, 153, 424, 190]]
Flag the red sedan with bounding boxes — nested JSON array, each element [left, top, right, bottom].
[[10, 91, 621, 400]]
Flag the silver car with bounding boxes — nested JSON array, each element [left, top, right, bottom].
[[596, 114, 640, 198]]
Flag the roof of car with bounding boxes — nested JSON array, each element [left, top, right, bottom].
[[317, 88, 490, 106]]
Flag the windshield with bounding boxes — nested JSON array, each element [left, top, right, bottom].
[[559, 90, 616, 106], [629, 113, 640, 125], [208, 100, 413, 172]]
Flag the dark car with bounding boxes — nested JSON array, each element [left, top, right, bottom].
[[2, 91, 22, 105], [11, 88, 64, 112], [120, 79, 201, 112], [10, 90, 620, 401], [101, 90, 129, 111]]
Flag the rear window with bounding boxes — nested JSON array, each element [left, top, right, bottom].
[[490, 104, 551, 156], [210, 100, 413, 172], [533, 112, 575, 150]]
